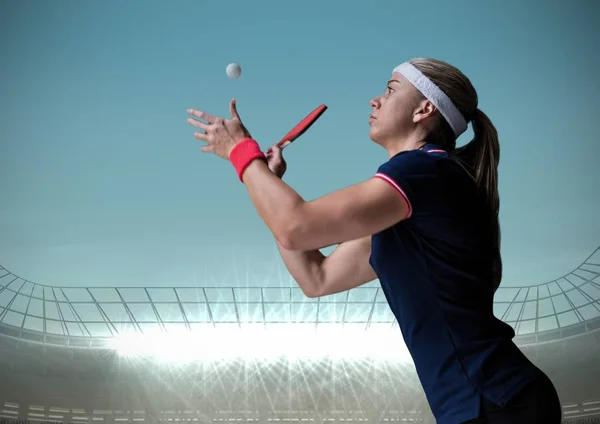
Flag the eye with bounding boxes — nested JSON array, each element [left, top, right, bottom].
[[386, 85, 395, 94]]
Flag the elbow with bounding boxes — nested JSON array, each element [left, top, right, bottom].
[[297, 279, 323, 299], [275, 231, 295, 251], [273, 202, 317, 251], [300, 266, 327, 299], [274, 221, 306, 251], [276, 235, 302, 251]]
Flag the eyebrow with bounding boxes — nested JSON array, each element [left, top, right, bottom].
[[387, 79, 401, 85]]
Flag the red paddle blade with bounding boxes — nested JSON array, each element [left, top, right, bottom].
[[276, 104, 327, 148]]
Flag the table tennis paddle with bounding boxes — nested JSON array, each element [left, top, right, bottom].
[[266, 104, 327, 156]]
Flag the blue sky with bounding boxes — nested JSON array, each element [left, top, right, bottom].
[[0, 0, 598, 289]]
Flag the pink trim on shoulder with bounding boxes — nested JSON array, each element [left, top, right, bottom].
[[373, 173, 413, 219], [426, 149, 446, 153]]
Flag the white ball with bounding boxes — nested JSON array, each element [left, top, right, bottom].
[[226, 63, 242, 79]]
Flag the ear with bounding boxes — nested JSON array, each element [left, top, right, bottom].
[[413, 99, 437, 124]]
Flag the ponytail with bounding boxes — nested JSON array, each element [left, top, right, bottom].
[[455, 109, 499, 213], [455, 109, 502, 291]]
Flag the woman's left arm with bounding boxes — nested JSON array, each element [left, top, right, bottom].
[[240, 159, 408, 251]]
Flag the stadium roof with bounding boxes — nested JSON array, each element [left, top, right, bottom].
[[0, 247, 598, 347]]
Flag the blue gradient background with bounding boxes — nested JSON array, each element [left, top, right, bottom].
[[0, 0, 598, 288]]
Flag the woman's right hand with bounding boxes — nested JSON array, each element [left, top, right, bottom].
[[266, 144, 287, 179]]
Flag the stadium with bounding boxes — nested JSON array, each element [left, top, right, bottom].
[[1, 2, 598, 422], [0, 247, 599, 424]]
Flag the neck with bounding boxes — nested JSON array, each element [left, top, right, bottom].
[[384, 133, 429, 158]]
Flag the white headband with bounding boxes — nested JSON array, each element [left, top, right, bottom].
[[393, 62, 467, 137]]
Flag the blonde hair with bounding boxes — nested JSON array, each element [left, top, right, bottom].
[[410, 58, 502, 291]]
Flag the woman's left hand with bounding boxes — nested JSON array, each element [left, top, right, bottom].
[[187, 99, 252, 160]]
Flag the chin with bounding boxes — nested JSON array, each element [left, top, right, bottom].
[[369, 128, 383, 145]]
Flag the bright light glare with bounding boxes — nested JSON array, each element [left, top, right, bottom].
[[106, 325, 412, 364]]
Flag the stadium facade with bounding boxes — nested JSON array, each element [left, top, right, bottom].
[[0, 248, 599, 424]]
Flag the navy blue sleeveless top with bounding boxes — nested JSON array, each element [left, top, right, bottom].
[[369, 144, 537, 424]]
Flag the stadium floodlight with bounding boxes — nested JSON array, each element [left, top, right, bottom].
[[106, 323, 414, 364]]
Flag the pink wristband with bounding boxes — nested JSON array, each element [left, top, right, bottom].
[[229, 138, 266, 182]]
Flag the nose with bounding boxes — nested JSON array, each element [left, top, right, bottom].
[[370, 96, 381, 109]]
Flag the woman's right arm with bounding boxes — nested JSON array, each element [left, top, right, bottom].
[[264, 144, 376, 298], [275, 235, 376, 298]]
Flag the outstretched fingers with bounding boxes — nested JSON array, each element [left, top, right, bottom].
[[187, 109, 216, 124]]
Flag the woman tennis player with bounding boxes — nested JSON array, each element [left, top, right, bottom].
[[186, 58, 562, 424]]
